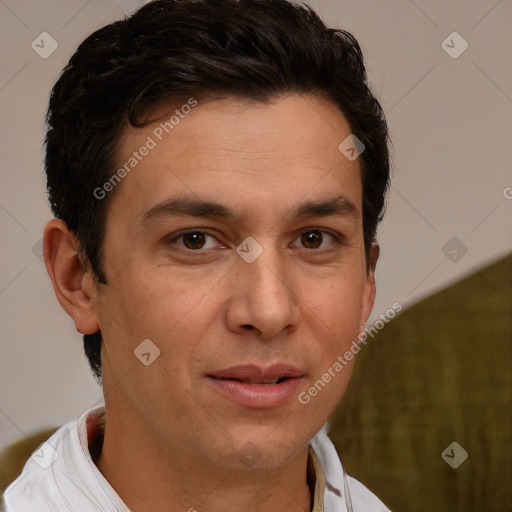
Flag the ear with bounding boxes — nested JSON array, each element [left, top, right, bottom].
[[360, 242, 379, 330], [43, 219, 100, 335]]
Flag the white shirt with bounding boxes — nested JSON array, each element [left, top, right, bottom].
[[2, 406, 390, 512]]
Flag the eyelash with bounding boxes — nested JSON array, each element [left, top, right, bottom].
[[167, 228, 344, 253]]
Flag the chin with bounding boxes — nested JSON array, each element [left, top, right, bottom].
[[218, 428, 309, 471]]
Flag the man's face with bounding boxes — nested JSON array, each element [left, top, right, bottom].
[[89, 94, 376, 469]]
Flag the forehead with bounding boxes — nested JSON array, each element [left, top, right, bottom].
[[109, 94, 362, 224]]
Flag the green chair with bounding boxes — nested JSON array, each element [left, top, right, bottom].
[[331, 253, 511, 512]]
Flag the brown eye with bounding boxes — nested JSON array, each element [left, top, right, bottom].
[[182, 232, 206, 249], [292, 230, 338, 250], [173, 231, 223, 251], [300, 231, 323, 249]]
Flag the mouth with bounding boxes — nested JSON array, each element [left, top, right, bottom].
[[212, 376, 291, 385], [208, 363, 304, 383], [207, 364, 305, 408]]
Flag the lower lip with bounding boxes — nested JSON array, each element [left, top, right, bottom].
[[207, 376, 303, 408]]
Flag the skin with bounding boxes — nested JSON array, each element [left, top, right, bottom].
[[44, 94, 378, 512]]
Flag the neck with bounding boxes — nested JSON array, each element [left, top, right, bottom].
[[95, 411, 313, 512]]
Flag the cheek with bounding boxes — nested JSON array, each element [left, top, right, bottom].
[[305, 277, 365, 335], [299, 275, 365, 409], [99, 269, 220, 372], [106, 267, 201, 329]]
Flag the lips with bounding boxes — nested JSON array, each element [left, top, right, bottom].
[[208, 364, 304, 384], [207, 364, 305, 408]]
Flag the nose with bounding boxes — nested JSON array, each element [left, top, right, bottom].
[[225, 246, 300, 339]]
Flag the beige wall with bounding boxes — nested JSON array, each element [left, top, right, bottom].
[[1, 0, 511, 448]]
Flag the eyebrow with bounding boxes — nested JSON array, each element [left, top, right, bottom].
[[142, 194, 359, 223], [292, 195, 359, 220]]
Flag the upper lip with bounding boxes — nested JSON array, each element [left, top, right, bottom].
[[208, 364, 304, 383]]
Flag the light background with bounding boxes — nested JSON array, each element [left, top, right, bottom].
[[0, 0, 511, 449]]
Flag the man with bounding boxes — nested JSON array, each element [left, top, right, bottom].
[[3, 0, 391, 510]]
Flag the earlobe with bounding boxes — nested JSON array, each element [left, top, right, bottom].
[[43, 219, 100, 334]]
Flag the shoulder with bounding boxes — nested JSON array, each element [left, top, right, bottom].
[[345, 474, 391, 512], [310, 425, 391, 512], [1, 420, 81, 512], [0, 427, 59, 493]]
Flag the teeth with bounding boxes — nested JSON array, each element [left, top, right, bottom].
[[261, 377, 280, 384]]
